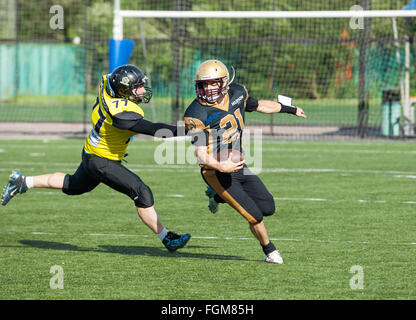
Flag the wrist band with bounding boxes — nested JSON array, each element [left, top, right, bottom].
[[280, 104, 297, 115]]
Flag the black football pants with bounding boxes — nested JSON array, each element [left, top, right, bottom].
[[62, 150, 154, 208], [201, 165, 275, 224]]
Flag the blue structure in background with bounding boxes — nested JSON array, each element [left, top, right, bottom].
[[108, 39, 135, 73], [403, 0, 416, 10]]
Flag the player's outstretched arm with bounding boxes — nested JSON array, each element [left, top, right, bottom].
[[256, 100, 307, 118], [113, 115, 186, 138], [129, 119, 186, 137]]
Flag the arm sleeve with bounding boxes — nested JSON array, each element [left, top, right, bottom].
[[245, 96, 259, 112], [112, 112, 143, 130], [112, 113, 185, 137], [130, 119, 185, 137]]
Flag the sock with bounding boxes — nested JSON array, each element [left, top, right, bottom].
[[25, 176, 34, 189], [261, 242, 276, 255], [157, 227, 169, 241], [214, 194, 225, 203]]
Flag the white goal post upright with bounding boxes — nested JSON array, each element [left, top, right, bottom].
[[113, 2, 416, 136], [113, 0, 123, 41]]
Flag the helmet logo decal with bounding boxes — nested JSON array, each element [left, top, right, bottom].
[[120, 76, 130, 86]]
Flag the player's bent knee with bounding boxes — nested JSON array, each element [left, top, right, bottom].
[[261, 196, 276, 216], [249, 216, 263, 225], [240, 205, 264, 224], [62, 174, 88, 195], [133, 183, 154, 208]]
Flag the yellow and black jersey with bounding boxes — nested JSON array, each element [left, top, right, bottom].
[[183, 83, 257, 158], [84, 74, 144, 161]]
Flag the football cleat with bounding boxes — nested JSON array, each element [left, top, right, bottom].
[[162, 232, 191, 252], [265, 250, 284, 264], [205, 186, 219, 214], [1, 171, 28, 206]]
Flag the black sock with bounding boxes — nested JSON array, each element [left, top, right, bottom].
[[214, 194, 225, 203], [261, 242, 276, 255]]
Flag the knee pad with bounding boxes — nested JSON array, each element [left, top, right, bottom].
[[62, 174, 94, 195], [261, 195, 275, 216], [133, 183, 154, 208]]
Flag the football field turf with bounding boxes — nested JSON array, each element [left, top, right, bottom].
[[0, 138, 415, 300]]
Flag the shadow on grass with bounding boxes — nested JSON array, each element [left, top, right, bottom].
[[18, 240, 250, 262]]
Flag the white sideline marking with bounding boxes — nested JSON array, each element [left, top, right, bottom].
[[2, 161, 416, 176], [260, 168, 416, 175], [9, 231, 412, 246], [31, 232, 56, 235], [276, 197, 327, 201], [2, 144, 416, 155], [262, 147, 416, 155], [274, 197, 416, 204]]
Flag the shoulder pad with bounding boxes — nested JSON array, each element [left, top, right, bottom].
[[230, 83, 248, 96], [113, 111, 144, 122], [104, 95, 145, 118], [184, 100, 207, 132], [184, 100, 206, 119]]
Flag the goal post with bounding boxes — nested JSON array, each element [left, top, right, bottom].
[[111, 4, 416, 138]]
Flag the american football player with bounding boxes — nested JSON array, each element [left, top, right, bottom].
[[2, 64, 191, 252], [184, 59, 306, 264]]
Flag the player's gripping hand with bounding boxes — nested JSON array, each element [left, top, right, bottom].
[[219, 152, 245, 173]]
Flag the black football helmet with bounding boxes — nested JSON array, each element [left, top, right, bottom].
[[108, 64, 152, 103]]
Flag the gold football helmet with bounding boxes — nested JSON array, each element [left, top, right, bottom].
[[195, 60, 235, 103]]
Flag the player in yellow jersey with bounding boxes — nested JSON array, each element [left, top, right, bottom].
[[1, 64, 191, 252]]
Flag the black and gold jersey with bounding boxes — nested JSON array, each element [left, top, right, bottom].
[[84, 74, 145, 161], [183, 83, 256, 159]]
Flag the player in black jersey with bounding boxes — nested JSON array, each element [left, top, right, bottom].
[[184, 60, 306, 264]]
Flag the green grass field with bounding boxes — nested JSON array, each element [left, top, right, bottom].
[[0, 138, 415, 300]]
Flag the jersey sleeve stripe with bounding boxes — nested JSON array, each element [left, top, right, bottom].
[[94, 106, 106, 134]]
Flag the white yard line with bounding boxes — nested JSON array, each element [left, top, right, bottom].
[[2, 161, 416, 176], [1, 144, 416, 154], [262, 147, 416, 155], [274, 197, 416, 205]]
